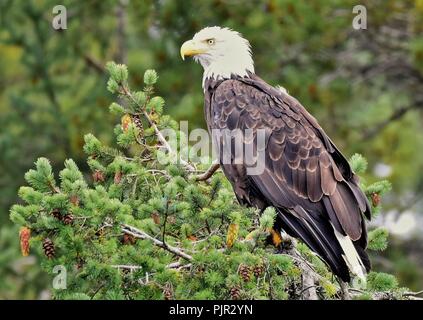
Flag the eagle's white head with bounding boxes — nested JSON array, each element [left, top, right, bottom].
[[180, 26, 255, 88]]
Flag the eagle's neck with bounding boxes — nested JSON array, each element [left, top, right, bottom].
[[200, 55, 255, 89]]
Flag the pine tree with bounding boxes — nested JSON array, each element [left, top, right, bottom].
[[9, 62, 416, 300]]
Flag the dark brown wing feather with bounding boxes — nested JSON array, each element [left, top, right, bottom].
[[206, 76, 371, 281]]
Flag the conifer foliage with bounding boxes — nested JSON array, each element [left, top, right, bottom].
[[9, 62, 409, 300]]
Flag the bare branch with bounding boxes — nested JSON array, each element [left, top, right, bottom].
[[194, 162, 220, 181], [338, 279, 351, 300], [404, 290, 423, 297], [111, 264, 144, 270], [362, 100, 423, 139], [121, 224, 193, 261], [348, 289, 423, 300], [82, 54, 105, 74], [166, 262, 192, 270]]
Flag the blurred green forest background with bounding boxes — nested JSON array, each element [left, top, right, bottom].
[[0, 0, 422, 299]]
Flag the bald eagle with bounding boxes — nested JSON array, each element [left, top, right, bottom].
[[181, 26, 371, 282]]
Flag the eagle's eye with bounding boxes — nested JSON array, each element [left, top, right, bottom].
[[207, 39, 215, 45]]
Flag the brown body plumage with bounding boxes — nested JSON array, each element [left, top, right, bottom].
[[204, 74, 371, 281]]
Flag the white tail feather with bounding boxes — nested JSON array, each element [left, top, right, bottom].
[[331, 224, 366, 280]]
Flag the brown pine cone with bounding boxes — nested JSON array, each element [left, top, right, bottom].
[[239, 264, 251, 282], [51, 208, 61, 220], [151, 212, 160, 225], [253, 264, 265, 277], [122, 233, 137, 245], [163, 284, 173, 300], [133, 115, 146, 144], [114, 171, 122, 184], [92, 170, 105, 182], [371, 192, 381, 207], [42, 238, 55, 259], [133, 115, 143, 130], [229, 286, 241, 300], [62, 214, 74, 225], [69, 195, 80, 206]]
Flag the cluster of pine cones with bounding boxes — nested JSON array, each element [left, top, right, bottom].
[[51, 209, 74, 225], [42, 208, 71, 259], [229, 263, 266, 300], [238, 263, 265, 282]]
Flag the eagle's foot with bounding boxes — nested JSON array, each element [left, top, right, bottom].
[[266, 228, 294, 251]]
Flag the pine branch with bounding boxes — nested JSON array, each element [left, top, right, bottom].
[[289, 248, 319, 300], [111, 264, 144, 270], [338, 279, 351, 300], [194, 161, 220, 181], [121, 224, 193, 261], [48, 181, 61, 194], [348, 289, 423, 300], [120, 85, 195, 172], [82, 54, 105, 74], [166, 262, 192, 270], [362, 99, 423, 139], [112, 262, 191, 272], [404, 290, 423, 297]]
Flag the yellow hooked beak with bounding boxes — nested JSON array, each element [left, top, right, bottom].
[[180, 40, 206, 60]]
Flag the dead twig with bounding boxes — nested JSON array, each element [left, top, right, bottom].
[[362, 101, 422, 139], [194, 161, 220, 181], [121, 224, 193, 261]]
